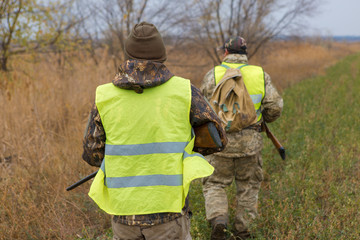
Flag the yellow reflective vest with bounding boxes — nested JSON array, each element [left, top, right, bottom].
[[88, 76, 214, 215], [214, 62, 265, 121]]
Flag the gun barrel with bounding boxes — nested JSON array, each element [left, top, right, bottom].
[[66, 171, 98, 191]]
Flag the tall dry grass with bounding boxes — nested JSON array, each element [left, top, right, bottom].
[[0, 39, 360, 239], [0, 51, 114, 239]]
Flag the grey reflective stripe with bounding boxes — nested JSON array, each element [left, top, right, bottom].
[[256, 109, 261, 117], [100, 159, 105, 172], [183, 151, 206, 160], [102, 142, 206, 189], [105, 142, 188, 156], [100, 159, 107, 186], [105, 174, 183, 188], [250, 94, 263, 104]]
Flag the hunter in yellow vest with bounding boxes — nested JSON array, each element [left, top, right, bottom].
[[200, 37, 283, 240], [82, 22, 227, 240]]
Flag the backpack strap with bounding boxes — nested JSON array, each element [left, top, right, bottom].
[[220, 103, 228, 112]]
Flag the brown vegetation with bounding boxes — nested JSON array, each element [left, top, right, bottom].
[[0, 40, 360, 239]]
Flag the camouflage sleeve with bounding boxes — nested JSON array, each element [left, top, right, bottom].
[[82, 103, 106, 167], [190, 84, 228, 155], [261, 72, 284, 123], [200, 68, 216, 101]]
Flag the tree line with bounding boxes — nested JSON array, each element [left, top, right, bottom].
[[0, 0, 317, 72]]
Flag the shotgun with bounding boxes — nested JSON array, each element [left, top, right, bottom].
[[262, 122, 286, 160], [66, 170, 98, 191]]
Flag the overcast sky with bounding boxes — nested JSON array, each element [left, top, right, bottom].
[[306, 0, 360, 36]]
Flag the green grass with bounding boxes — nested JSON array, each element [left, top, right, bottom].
[[77, 53, 360, 239]]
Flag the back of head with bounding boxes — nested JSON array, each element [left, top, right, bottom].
[[124, 22, 167, 63], [221, 36, 247, 55]]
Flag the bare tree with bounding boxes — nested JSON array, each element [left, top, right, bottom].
[[83, 0, 190, 69], [72, 0, 104, 65], [0, 0, 26, 71], [189, 0, 318, 64], [0, 0, 81, 72]]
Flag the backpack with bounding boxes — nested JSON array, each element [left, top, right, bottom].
[[210, 67, 257, 132]]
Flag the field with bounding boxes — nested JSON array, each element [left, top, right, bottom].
[[1, 39, 360, 239]]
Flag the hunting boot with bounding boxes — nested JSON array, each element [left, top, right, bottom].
[[210, 216, 227, 240]]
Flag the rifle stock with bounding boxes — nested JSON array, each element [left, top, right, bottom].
[[194, 122, 223, 148], [262, 122, 286, 160], [66, 170, 98, 191]]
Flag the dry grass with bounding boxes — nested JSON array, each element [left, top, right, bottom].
[[0, 51, 113, 239], [252, 39, 360, 91], [0, 39, 360, 240]]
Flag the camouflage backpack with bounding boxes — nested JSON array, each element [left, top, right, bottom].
[[210, 67, 257, 132]]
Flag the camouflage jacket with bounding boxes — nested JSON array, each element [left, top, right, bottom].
[[200, 54, 283, 157], [82, 59, 227, 226]]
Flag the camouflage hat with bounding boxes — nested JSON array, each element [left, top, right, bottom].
[[220, 36, 247, 54]]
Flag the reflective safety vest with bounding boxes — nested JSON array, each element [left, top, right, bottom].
[[214, 62, 265, 121], [88, 76, 214, 215]]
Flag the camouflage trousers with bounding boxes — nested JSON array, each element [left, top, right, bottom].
[[112, 214, 191, 240], [202, 152, 263, 233]]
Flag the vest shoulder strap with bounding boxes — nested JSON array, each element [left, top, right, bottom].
[[219, 63, 249, 70], [237, 64, 248, 69], [220, 64, 230, 69]]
